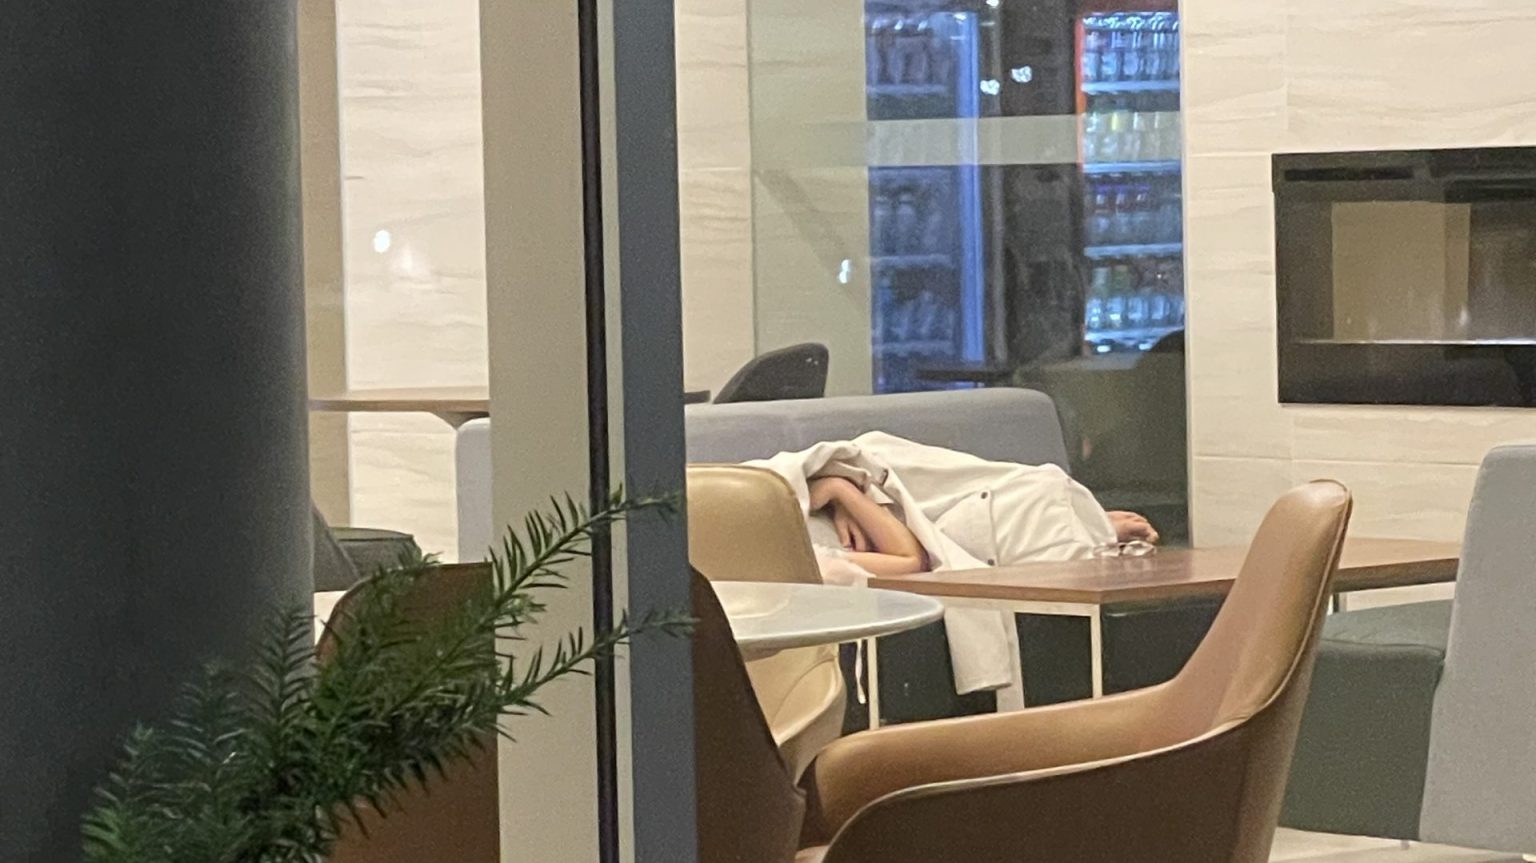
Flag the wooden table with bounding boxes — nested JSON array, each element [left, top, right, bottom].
[[309, 386, 491, 427], [310, 386, 713, 426], [868, 538, 1459, 699]]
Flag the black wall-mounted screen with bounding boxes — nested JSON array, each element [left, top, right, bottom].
[[1274, 146, 1536, 407]]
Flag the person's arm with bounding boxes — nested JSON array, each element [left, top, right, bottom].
[[809, 477, 929, 576]]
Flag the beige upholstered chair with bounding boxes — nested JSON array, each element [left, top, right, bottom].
[[687, 465, 848, 780], [795, 481, 1352, 863], [693, 569, 808, 863], [320, 563, 500, 863]]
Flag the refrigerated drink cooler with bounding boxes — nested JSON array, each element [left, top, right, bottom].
[[866, 1, 1185, 392], [864, 0, 1189, 542]]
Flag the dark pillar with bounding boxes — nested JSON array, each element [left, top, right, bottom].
[[0, 1, 310, 859]]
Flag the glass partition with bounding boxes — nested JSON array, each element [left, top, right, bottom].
[[741, 0, 1189, 541]]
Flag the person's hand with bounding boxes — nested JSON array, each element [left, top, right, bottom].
[[1108, 511, 1159, 545], [809, 475, 858, 511], [831, 502, 870, 552]]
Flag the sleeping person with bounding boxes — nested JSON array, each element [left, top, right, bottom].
[[747, 431, 1159, 707]]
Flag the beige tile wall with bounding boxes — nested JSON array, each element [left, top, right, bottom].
[[1182, 0, 1536, 546], [335, 0, 489, 559], [677, 0, 757, 394]]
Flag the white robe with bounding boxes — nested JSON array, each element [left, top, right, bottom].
[[748, 432, 1115, 706]]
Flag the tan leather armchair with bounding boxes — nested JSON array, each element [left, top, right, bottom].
[[320, 564, 500, 863], [796, 481, 1352, 863], [687, 465, 849, 781], [694, 569, 808, 863]]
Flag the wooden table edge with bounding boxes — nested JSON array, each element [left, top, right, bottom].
[[869, 553, 1460, 607]]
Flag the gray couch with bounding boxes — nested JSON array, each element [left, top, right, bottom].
[[1282, 444, 1536, 854], [685, 388, 1069, 468]]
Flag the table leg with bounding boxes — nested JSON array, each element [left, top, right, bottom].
[[865, 637, 882, 730], [1089, 606, 1105, 698]]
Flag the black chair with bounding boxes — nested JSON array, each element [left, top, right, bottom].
[[312, 505, 422, 592], [713, 343, 829, 404]]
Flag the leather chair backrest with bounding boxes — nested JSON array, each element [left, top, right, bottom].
[[686, 465, 844, 759], [319, 564, 499, 863], [687, 465, 823, 587], [1165, 481, 1352, 739], [692, 570, 806, 863], [1420, 444, 1536, 853]]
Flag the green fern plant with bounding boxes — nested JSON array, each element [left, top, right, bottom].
[[81, 491, 689, 863]]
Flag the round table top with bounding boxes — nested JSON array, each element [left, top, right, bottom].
[[315, 581, 945, 654], [711, 581, 944, 655]]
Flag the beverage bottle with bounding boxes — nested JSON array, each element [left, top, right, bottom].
[[1089, 188, 1112, 244], [872, 193, 893, 253], [1111, 184, 1134, 244], [894, 190, 921, 254], [1129, 110, 1151, 162], [1122, 15, 1144, 81], [887, 17, 909, 85], [1147, 269, 1171, 328], [1102, 100, 1124, 160], [1126, 268, 1150, 330], [1164, 182, 1183, 243], [1132, 183, 1155, 240], [876, 273, 895, 340], [1081, 17, 1102, 84], [908, 18, 932, 86], [1101, 15, 1124, 82], [1085, 265, 1111, 332], [868, 16, 887, 86], [1169, 17, 1181, 79], [1144, 15, 1165, 81], [921, 199, 946, 254], [1166, 260, 1186, 326], [1106, 264, 1133, 330], [1082, 108, 1105, 162]]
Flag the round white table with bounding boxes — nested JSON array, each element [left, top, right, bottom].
[[710, 581, 944, 657], [315, 582, 945, 654]]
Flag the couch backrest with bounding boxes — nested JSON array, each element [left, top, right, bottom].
[[685, 388, 1069, 469]]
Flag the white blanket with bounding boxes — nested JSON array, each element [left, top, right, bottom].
[[748, 432, 1115, 706]]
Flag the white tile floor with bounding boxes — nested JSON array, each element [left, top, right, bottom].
[[1273, 829, 1518, 862]]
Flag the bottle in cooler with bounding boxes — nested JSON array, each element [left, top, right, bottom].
[[1089, 187, 1113, 244], [1083, 108, 1106, 161], [908, 18, 932, 85], [1131, 183, 1155, 240], [1129, 109, 1151, 162], [894, 190, 921, 253], [1100, 14, 1124, 82], [868, 16, 887, 85], [1086, 265, 1111, 331], [1122, 15, 1144, 81], [1106, 263, 1133, 330], [1111, 183, 1134, 244], [1160, 180, 1182, 243], [1143, 14, 1165, 81], [872, 193, 893, 251], [1081, 16, 1103, 84], [1169, 17, 1181, 78]]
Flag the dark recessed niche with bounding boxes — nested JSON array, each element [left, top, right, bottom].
[[1273, 146, 1536, 407]]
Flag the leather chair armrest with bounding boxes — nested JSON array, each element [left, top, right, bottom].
[[801, 685, 1168, 841], [818, 723, 1251, 863]]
